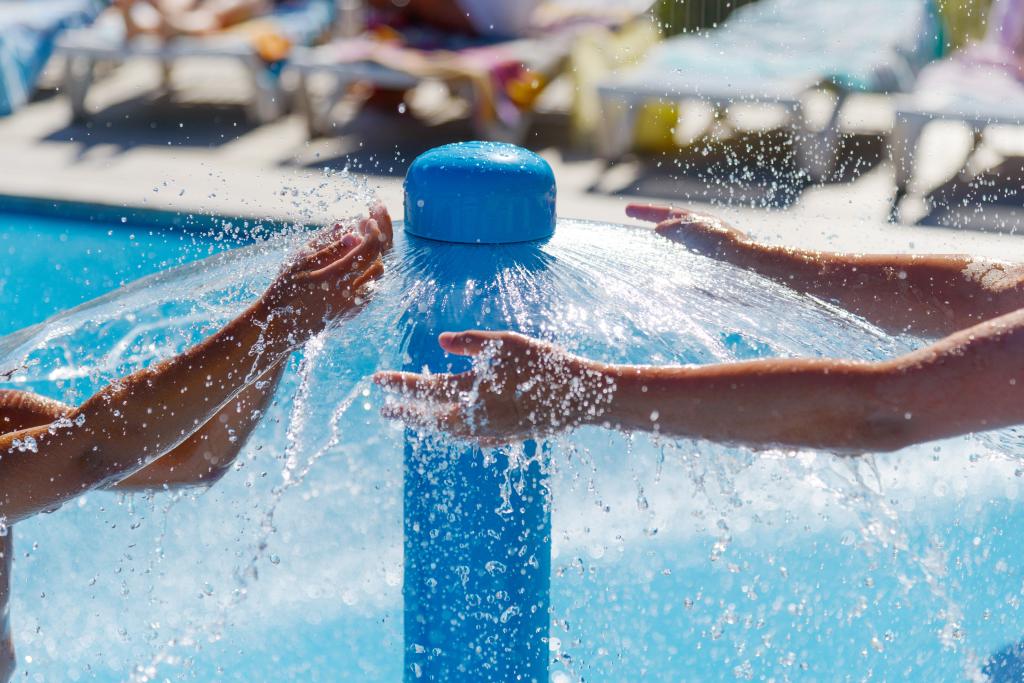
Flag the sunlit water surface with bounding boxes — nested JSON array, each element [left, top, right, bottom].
[[1, 213, 1023, 682]]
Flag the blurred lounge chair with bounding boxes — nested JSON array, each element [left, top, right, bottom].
[[288, 1, 654, 144], [892, 0, 1024, 224], [54, 0, 334, 124], [0, 0, 103, 116], [595, 0, 944, 182]]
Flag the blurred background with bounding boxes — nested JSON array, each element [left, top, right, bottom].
[[1, 0, 1023, 293]]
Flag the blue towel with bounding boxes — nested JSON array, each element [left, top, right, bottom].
[[0, 0, 104, 115], [268, 0, 334, 47]]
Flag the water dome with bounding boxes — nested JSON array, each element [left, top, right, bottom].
[[2, 143, 1022, 681]]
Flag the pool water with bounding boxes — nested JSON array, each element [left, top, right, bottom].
[[1, 209, 1024, 682], [0, 211, 252, 335]]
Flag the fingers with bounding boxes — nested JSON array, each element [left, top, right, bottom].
[[351, 258, 384, 290], [307, 220, 352, 252], [627, 204, 739, 241], [375, 369, 481, 439], [379, 400, 516, 447], [312, 223, 383, 280], [373, 370, 475, 401], [438, 330, 495, 356], [308, 221, 376, 272], [653, 217, 697, 240], [626, 203, 688, 223], [380, 401, 469, 437], [369, 203, 394, 249], [306, 230, 364, 270], [654, 213, 746, 246], [310, 201, 392, 256], [325, 258, 383, 318], [356, 217, 375, 237], [438, 330, 527, 357]]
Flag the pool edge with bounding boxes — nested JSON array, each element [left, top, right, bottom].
[[0, 192, 301, 234]]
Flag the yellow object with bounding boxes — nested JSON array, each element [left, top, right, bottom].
[[228, 17, 293, 62], [632, 101, 679, 153], [252, 30, 291, 62], [567, 18, 663, 147], [506, 69, 547, 109], [936, 0, 993, 50], [369, 24, 404, 44]]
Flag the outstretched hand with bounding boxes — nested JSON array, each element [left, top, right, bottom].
[[373, 330, 616, 445], [627, 203, 750, 260], [258, 208, 387, 349], [362, 203, 394, 251]]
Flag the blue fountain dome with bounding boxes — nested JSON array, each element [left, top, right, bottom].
[[403, 141, 556, 244]]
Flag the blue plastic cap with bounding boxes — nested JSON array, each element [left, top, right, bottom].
[[404, 141, 556, 244]]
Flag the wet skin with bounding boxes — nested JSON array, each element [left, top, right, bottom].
[[376, 204, 1024, 453], [0, 205, 392, 680]]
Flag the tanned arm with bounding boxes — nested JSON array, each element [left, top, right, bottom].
[[629, 204, 1024, 337], [109, 360, 286, 489], [376, 314, 1024, 453], [0, 216, 384, 524], [0, 361, 284, 491]]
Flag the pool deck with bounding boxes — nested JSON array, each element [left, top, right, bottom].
[[3, 57, 1024, 259]]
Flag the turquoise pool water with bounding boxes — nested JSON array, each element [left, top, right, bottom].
[[1, 207, 1024, 682], [0, 210, 248, 334]]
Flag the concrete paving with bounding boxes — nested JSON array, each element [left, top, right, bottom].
[[2, 56, 1024, 260]]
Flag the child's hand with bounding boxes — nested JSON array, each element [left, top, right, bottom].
[[374, 331, 615, 445], [328, 203, 393, 251], [369, 203, 394, 250], [627, 203, 750, 260], [259, 215, 384, 348]]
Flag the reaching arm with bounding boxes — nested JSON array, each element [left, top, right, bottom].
[[110, 360, 286, 490], [629, 204, 1024, 337], [599, 312, 1024, 451], [375, 314, 1024, 453], [0, 361, 284, 491], [0, 213, 386, 524]]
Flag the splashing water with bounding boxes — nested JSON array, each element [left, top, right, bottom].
[[3, 216, 1024, 681]]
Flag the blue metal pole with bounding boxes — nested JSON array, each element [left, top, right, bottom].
[[403, 331, 550, 681], [399, 142, 557, 681]]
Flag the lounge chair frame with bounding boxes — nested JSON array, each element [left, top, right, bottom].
[[594, 0, 941, 183], [56, 32, 289, 123], [287, 34, 578, 144], [890, 0, 1024, 225], [890, 105, 1022, 224], [595, 78, 850, 183], [289, 49, 420, 138]]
